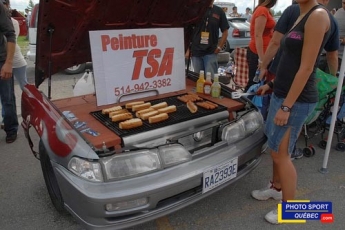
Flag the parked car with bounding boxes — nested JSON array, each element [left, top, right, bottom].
[[21, 1, 266, 229], [219, 17, 251, 52], [26, 4, 87, 74]]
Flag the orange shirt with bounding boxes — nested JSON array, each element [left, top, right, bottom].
[[248, 6, 275, 54]]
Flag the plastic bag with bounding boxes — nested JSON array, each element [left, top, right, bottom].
[[73, 70, 95, 96], [246, 82, 262, 108], [305, 68, 339, 124]]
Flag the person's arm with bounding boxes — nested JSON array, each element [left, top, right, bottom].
[[0, 6, 16, 79], [254, 15, 267, 62], [283, 9, 330, 109], [260, 31, 284, 68], [326, 50, 338, 76], [215, 29, 228, 54]]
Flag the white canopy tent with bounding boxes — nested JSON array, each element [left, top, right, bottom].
[[320, 51, 345, 173]]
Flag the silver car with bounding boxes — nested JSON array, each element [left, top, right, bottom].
[[21, 1, 266, 229], [220, 17, 251, 52]]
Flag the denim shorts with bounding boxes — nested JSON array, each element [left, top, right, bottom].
[[264, 94, 317, 154]]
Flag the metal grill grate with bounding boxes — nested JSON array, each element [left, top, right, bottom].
[[90, 95, 227, 137]]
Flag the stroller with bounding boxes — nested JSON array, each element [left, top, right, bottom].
[[301, 69, 345, 157]]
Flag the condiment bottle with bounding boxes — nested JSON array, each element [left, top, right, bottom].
[[211, 74, 221, 98], [203, 72, 212, 95], [196, 70, 205, 93]]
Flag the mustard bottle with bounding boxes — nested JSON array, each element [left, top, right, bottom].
[[196, 70, 205, 93]]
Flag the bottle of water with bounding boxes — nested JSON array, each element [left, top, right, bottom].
[[253, 69, 260, 83]]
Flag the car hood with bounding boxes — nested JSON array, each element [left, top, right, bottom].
[[35, 0, 213, 87]]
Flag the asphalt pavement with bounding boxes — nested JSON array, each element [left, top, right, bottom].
[[0, 60, 344, 230]]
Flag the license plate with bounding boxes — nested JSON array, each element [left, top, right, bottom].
[[202, 157, 238, 193], [245, 31, 250, 37]]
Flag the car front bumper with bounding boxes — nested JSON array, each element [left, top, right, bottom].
[[53, 130, 266, 230]]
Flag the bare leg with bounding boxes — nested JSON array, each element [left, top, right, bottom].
[[272, 162, 281, 189], [271, 128, 297, 200]]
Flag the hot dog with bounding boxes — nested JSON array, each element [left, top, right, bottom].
[[108, 109, 129, 118], [132, 102, 151, 112], [119, 118, 143, 129], [125, 101, 145, 109], [102, 105, 122, 114], [135, 108, 155, 117], [111, 113, 133, 122], [140, 110, 159, 120], [187, 101, 198, 113], [148, 113, 169, 124], [157, 105, 177, 114], [151, 102, 168, 110]]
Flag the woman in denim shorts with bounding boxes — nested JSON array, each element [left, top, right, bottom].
[[251, 0, 333, 224]]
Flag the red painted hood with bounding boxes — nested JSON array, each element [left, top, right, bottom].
[[35, 0, 213, 87]]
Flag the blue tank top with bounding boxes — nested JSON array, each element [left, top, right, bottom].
[[274, 5, 331, 103]]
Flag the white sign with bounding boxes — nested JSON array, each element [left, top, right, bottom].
[[89, 28, 186, 106]]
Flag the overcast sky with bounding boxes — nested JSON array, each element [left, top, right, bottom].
[[215, 0, 291, 14], [10, 0, 291, 13], [10, 0, 38, 11]]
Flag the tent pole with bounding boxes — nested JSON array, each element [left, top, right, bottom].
[[320, 51, 345, 174]]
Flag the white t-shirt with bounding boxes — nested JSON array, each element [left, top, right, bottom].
[[11, 18, 27, 68]]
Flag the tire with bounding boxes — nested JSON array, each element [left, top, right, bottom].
[[218, 38, 230, 52], [39, 141, 68, 214], [303, 147, 314, 157], [64, 63, 86, 75], [318, 140, 327, 149], [335, 142, 345, 152]]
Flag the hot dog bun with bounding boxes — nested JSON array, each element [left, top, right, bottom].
[[119, 118, 143, 129], [148, 113, 169, 124], [141, 110, 159, 120], [157, 105, 177, 114], [132, 102, 151, 112], [125, 101, 145, 109], [135, 108, 155, 117], [187, 101, 198, 113], [102, 105, 122, 114], [108, 109, 129, 118], [151, 102, 168, 110], [111, 113, 133, 122]]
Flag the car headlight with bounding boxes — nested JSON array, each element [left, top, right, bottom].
[[242, 110, 263, 133], [102, 149, 161, 180], [221, 111, 263, 145], [158, 144, 192, 167], [221, 119, 246, 145], [68, 157, 103, 182]]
